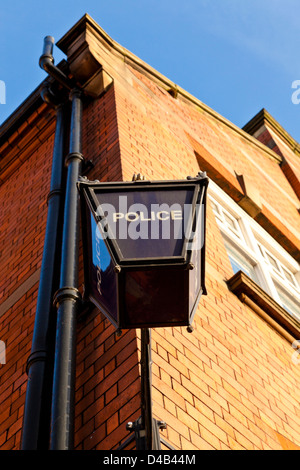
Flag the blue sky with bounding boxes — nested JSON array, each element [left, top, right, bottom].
[[1, 0, 300, 141]]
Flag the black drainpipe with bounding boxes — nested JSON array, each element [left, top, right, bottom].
[[39, 36, 85, 450], [21, 36, 81, 450], [39, 36, 73, 91], [50, 88, 84, 450], [21, 95, 67, 449]]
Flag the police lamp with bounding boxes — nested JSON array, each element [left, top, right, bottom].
[[78, 174, 208, 330]]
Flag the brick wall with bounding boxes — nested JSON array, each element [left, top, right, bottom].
[[1, 17, 300, 451], [73, 86, 142, 450], [111, 64, 300, 450], [0, 129, 54, 449]]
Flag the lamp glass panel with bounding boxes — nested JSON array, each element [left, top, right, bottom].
[[93, 188, 195, 260], [88, 213, 118, 322], [123, 267, 187, 327]]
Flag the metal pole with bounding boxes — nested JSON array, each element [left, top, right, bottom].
[[21, 103, 66, 449], [128, 328, 165, 450], [140, 328, 153, 450], [50, 89, 84, 450]]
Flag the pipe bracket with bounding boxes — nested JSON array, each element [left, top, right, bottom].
[[46, 188, 62, 205], [65, 151, 85, 167], [53, 287, 82, 308], [26, 350, 48, 374]]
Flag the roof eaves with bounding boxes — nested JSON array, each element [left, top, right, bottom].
[[243, 108, 300, 157], [57, 14, 282, 165], [0, 14, 285, 166]]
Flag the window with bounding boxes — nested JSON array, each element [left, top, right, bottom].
[[224, 242, 259, 284], [209, 181, 300, 322]]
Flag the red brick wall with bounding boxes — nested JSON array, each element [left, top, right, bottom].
[[1, 33, 300, 451], [0, 129, 54, 449], [70, 86, 142, 450], [111, 66, 300, 450]]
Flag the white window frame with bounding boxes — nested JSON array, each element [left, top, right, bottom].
[[208, 181, 300, 321]]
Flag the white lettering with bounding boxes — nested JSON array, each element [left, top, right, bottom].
[[186, 455, 196, 464], [113, 212, 124, 223], [140, 212, 153, 221], [125, 212, 139, 222], [112, 210, 182, 222], [93, 198, 205, 250], [103, 455, 138, 467], [157, 211, 169, 220], [171, 210, 183, 220], [148, 455, 156, 464]]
